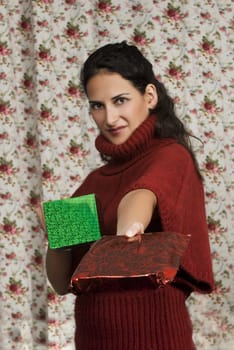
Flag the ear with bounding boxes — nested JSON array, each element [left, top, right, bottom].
[[144, 84, 158, 109]]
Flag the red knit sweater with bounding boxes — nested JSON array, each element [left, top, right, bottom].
[[71, 115, 214, 350]]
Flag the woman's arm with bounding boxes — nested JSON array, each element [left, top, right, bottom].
[[36, 204, 75, 295], [117, 189, 157, 237], [46, 243, 90, 295], [46, 248, 73, 295]]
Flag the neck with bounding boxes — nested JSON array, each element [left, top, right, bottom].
[[95, 115, 156, 162]]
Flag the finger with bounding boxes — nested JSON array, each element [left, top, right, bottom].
[[35, 204, 47, 231], [125, 222, 144, 237], [127, 233, 142, 243]]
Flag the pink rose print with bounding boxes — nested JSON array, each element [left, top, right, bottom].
[[97, 0, 113, 13], [0, 191, 11, 200], [39, 79, 49, 86], [42, 165, 55, 182], [69, 140, 85, 157], [67, 81, 81, 98], [9, 331, 23, 343], [205, 156, 220, 174], [98, 29, 110, 37], [36, 284, 45, 292], [5, 252, 17, 259], [205, 191, 217, 199], [36, 308, 47, 321], [2, 217, 17, 235], [132, 4, 143, 11], [0, 131, 8, 139], [21, 48, 31, 56], [203, 71, 213, 79], [204, 130, 215, 138], [11, 312, 23, 319], [0, 158, 15, 175], [0, 41, 11, 56], [22, 74, 34, 90], [7, 277, 24, 294], [37, 20, 49, 27], [40, 104, 54, 121], [29, 191, 41, 206], [33, 250, 43, 266], [0, 99, 12, 115], [207, 217, 222, 234], [19, 15, 32, 32], [70, 174, 81, 182], [68, 115, 80, 123], [0, 72, 7, 79], [203, 96, 218, 113], [167, 62, 184, 80], [47, 288, 62, 303], [201, 36, 216, 54], [40, 139, 51, 147], [65, 22, 81, 39], [165, 4, 186, 21], [24, 132, 37, 149], [132, 29, 147, 46], [38, 45, 55, 62], [167, 37, 179, 45], [201, 12, 211, 20], [36, 331, 47, 345], [24, 107, 34, 115], [67, 56, 78, 63]]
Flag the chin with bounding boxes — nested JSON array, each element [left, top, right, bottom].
[[104, 131, 130, 145], [110, 137, 128, 145]]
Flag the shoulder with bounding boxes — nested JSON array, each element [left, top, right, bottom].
[[148, 139, 193, 169], [153, 139, 190, 156]]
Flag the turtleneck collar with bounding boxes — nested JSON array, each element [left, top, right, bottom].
[[95, 115, 156, 162]]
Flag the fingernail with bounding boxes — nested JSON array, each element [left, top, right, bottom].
[[126, 229, 133, 237]]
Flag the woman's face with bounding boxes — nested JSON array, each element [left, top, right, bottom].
[[86, 71, 157, 145]]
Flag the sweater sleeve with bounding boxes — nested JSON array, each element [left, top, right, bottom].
[[126, 142, 215, 294]]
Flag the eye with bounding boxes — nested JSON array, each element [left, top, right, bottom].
[[89, 102, 103, 111], [114, 97, 128, 105]]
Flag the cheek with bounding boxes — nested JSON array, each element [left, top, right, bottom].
[[90, 113, 103, 128], [125, 100, 147, 114], [134, 101, 150, 118]]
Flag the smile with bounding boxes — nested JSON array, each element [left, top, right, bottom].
[[108, 126, 126, 135]]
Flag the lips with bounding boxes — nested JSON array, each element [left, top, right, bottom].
[[107, 126, 126, 135]]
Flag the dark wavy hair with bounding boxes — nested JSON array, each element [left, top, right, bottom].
[[80, 41, 201, 175]]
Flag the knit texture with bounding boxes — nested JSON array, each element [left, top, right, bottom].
[[72, 115, 214, 349], [75, 286, 195, 350]]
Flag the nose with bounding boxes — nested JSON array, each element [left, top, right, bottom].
[[104, 105, 118, 126]]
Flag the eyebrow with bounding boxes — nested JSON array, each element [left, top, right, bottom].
[[89, 93, 131, 104]]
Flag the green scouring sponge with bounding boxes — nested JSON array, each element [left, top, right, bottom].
[[43, 194, 101, 249]]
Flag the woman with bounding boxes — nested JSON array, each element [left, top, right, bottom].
[[46, 42, 214, 350]]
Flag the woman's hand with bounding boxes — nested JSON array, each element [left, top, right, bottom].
[[118, 221, 144, 242], [35, 203, 47, 232]]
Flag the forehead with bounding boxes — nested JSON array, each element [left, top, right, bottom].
[[86, 72, 138, 99]]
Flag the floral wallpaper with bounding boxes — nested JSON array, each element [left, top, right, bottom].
[[0, 0, 233, 349]]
